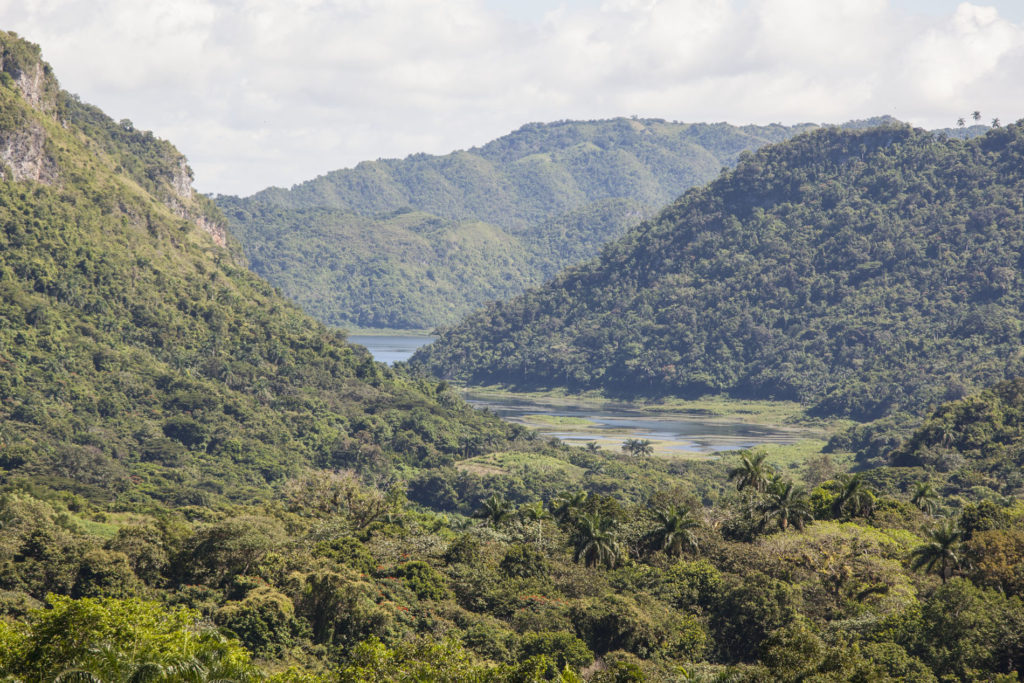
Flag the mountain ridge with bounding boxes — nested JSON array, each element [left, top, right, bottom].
[[412, 120, 1024, 420], [217, 117, 834, 329]]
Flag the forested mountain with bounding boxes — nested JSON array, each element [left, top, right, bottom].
[[217, 118, 824, 329], [3, 31, 1022, 682], [413, 122, 1024, 421], [0, 31, 518, 507]]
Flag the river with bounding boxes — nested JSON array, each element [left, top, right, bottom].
[[350, 334, 804, 454]]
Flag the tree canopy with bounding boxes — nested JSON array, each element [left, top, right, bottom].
[[414, 122, 1024, 420]]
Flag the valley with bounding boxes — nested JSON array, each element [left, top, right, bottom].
[[356, 334, 822, 456], [0, 26, 1022, 683]]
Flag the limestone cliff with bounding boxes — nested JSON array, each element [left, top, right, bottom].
[[0, 30, 227, 247]]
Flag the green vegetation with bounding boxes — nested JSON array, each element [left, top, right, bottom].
[[872, 377, 1024, 495], [1, 30, 1022, 682], [414, 121, 1024, 421], [0, 30, 525, 510], [218, 118, 826, 329]]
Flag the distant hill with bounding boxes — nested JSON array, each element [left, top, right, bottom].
[[217, 118, 828, 329], [412, 121, 1024, 421], [0, 31, 517, 506]]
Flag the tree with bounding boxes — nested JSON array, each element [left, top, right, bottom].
[[910, 481, 939, 516], [919, 578, 1024, 677], [992, 117, 1001, 127], [647, 505, 701, 557], [965, 529, 1024, 596], [474, 494, 513, 527], [760, 480, 812, 532], [0, 595, 260, 682], [519, 631, 594, 673], [972, 110, 982, 122], [585, 442, 601, 453], [282, 469, 395, 530], [727, 451, 772, 493], [830, 474, 874, 518], [572, 512, 621, 569], [338, 637, 506, 682], [910, 519, 966, 583], [957, 117, 966, 128], [182, 515, 287, 586], [622, 438, 654, 457], [550, 491, 588, 525], [518, 500, 551, 544], [712, 573, 799, 663]]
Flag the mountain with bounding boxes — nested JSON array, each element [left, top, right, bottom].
[[2, 34, 1023, 680], [412, 121, 1024, 421], [0, 30, 520, 506], [217, 118, 826, 329]]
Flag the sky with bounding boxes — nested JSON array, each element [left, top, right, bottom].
[[2, 0, 1023, 196]]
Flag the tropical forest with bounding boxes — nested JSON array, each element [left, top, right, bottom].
[[0, 24, 1023, 683]]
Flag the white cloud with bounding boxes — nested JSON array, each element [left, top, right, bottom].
[[2, 0, 1023, 194]]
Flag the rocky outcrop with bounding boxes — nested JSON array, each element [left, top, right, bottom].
[[0, 121, 56, 183], [14, 62, 53, 111], [195, 214, 228, 247], [0, 32, 225, 247], [162, 157, 228, 247]]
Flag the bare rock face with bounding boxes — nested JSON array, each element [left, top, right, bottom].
[[0, 121, 57, 183], [171, 157, 193, 200], [14, 62, 53, 111], [162, 157, 228, 247], [0, 32, 228, 248], [195, 215, 228, 247]]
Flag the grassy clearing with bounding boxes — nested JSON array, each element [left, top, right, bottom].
[[456, 451, 588, 481], [65, 511, 153, 539]]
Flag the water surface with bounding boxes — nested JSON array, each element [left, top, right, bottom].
[[464, 392, 803, 455], [348, 334, 434, 365], [352, 334, 804, 454]]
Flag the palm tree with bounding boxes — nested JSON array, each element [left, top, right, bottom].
[[585, 442, 601, 454], [474, 494, 513, 527], [972, 110, 982, 122], [760, 480, 813, 532], [54, 673, 102, 683], [53, 632, 261, 682], [831, 474, 874, 518], [910, 481, 940, 516], [910, 519, 966, 583], [518, 500, 551, 544], [550, 491, 588, 525], [992, 117, 1001, 127], [648, 505, 701, 556], [957, 117, 966, 128], [727, 451, 772, 493], [622, 438, 654, 457], [571, 512, 620, 569]]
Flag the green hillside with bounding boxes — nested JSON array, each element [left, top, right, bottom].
[[0, 31, 519, 507], [413, 122, 1024, 421], [218, 118, 824, 329], [3, 31, 1022, 682]]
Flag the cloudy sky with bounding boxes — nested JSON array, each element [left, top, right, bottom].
[[3, 0, 1023, 195]]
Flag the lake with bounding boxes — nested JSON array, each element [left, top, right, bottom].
[[347, 334, 435, 365], [352, 334, 805, 455], [464, 391, 804, 455]]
